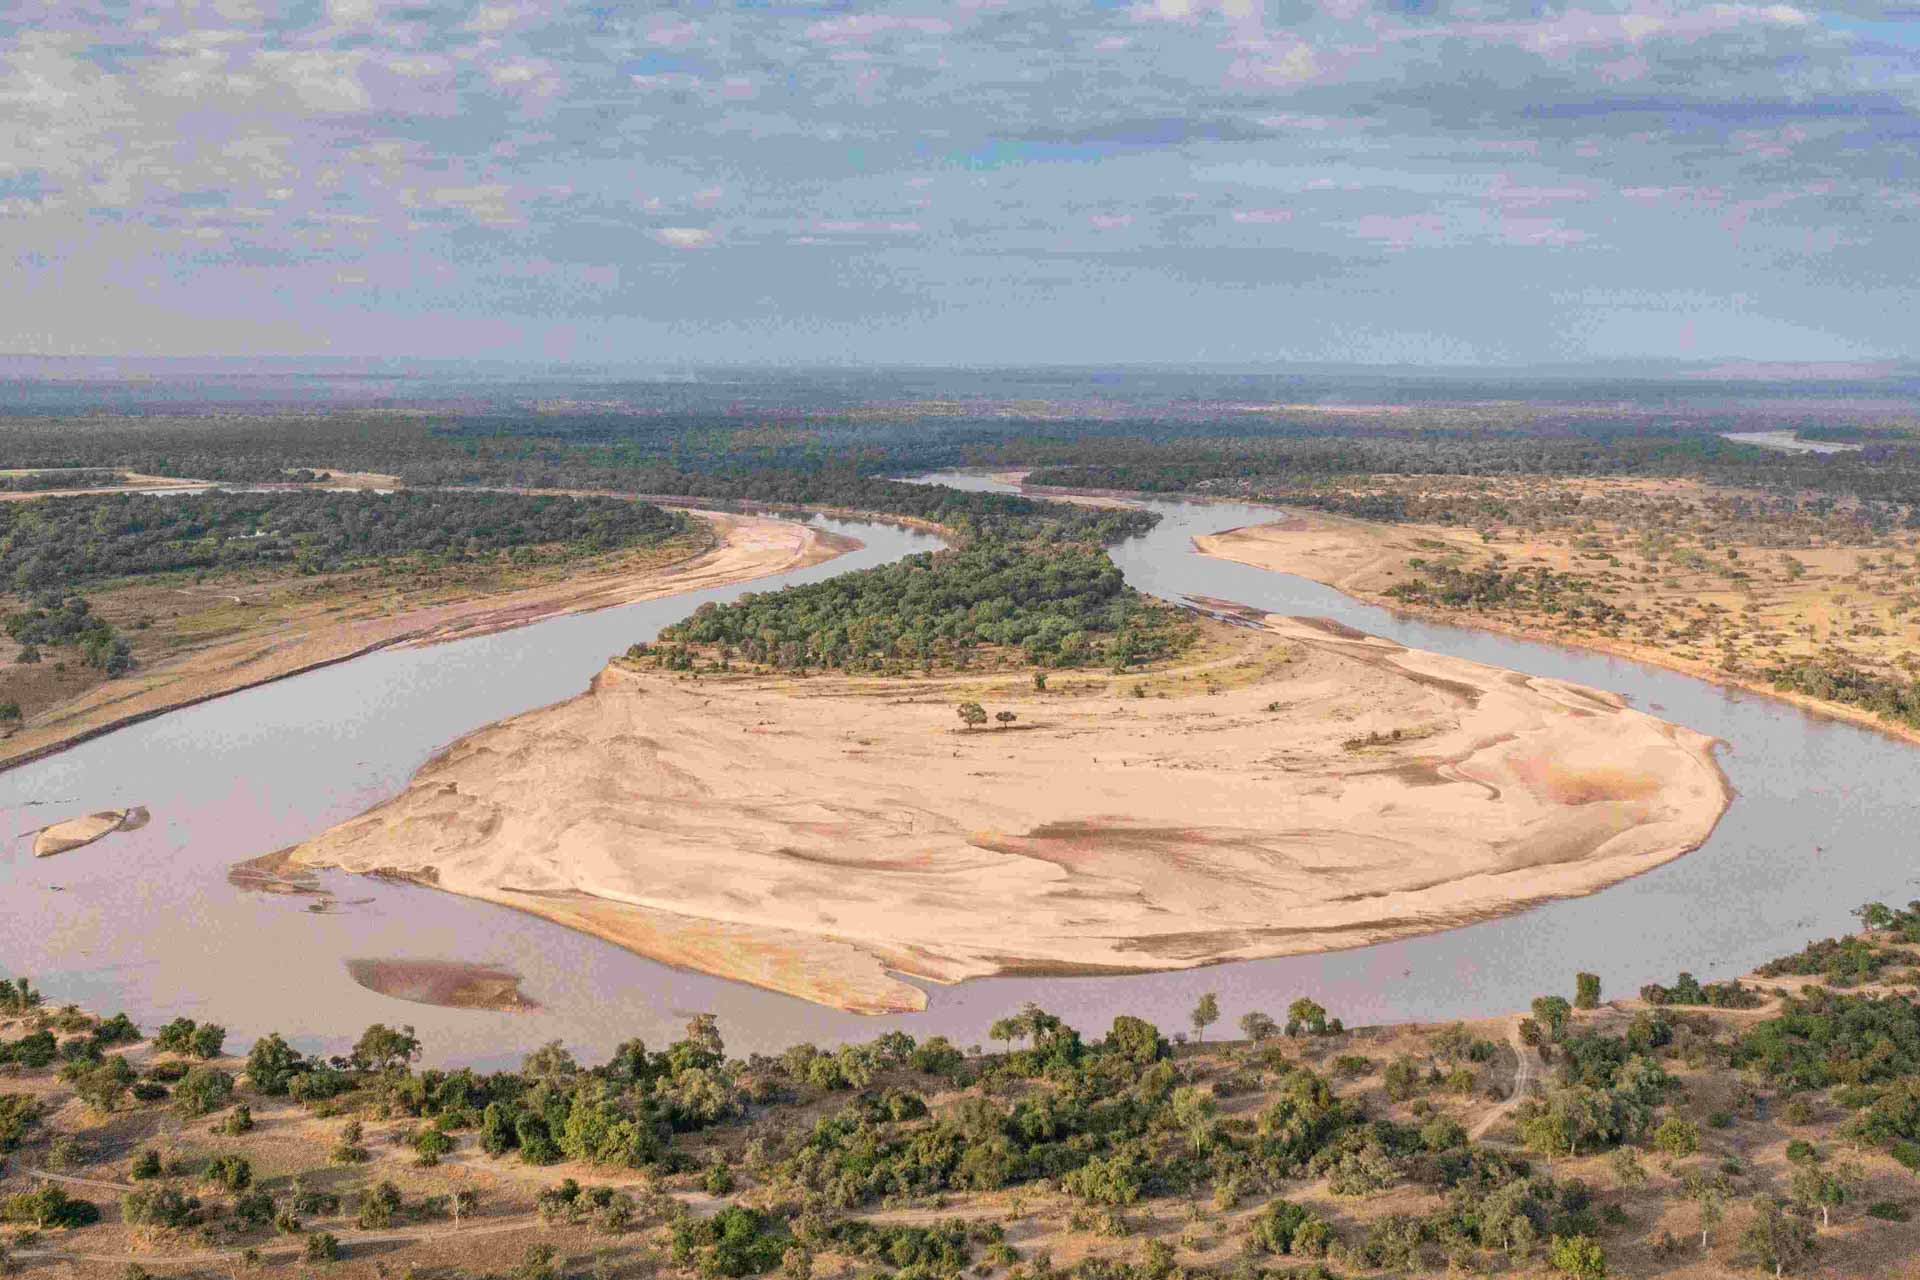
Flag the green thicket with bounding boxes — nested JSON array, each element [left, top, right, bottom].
[[1762, 658, 1920, 730], [651, 542, 1191, 674], [3, 595, 129, 672]]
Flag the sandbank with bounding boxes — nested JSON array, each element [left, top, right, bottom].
[[1194, 513, 1920, 749], [277, 617, 1729, 1013], [33, 806, 148, 857]]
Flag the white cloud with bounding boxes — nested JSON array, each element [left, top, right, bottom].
[[654, 226, 716, 249]]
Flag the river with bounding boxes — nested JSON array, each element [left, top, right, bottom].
[[1, 482, 1910, 1067]]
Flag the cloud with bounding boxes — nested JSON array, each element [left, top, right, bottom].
[[0, 0, 1908, 361], [653, 227, 716, 250]]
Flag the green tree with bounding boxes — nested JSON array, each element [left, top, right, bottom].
[[1532, 995, 1574, 1040], [244, 1033, 303, 1095], [1654, 1116, 1700, 1157], [72, 1058, 134, 1114], [1689, 1178, 1726, 1253], [1575, 972, 1602, 1010], [1105, 1015, 1168, 1064], [1548, 1233, 1607, 1280], [685, 1012, 725, 1058], [1790, 1161, 1858, 1228], [1190, 993, 1219, 1043], [1239, 1011, 1278, 1043], [994, 710, 1017, 729], [1285, 997, 1329, 1037], [173, 1067, 234, 1117], [988, 1016, 1025, 1053], [1742, 1196, 1815, 1276], [350, 1024, 421, 1073], [956, 701, 987, 731]]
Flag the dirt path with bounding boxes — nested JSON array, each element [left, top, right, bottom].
[[11, 1212, 548, 1268], [10, 1163, 727, 1269], [1469, 1016, 1536, 1142]]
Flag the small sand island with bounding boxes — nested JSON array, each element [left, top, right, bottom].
[[271, 614, 1728, 1014], [345, 958, 538, 1012], [33, 805, 148, 857]]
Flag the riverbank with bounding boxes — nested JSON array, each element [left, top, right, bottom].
[[274, 613, 1728, 1014], [0, 512, 855, 774], [1193, 511, 1920, 753]]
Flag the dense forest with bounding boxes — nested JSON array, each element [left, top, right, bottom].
[[0, 470, 123, 492], [0, 490, 696, 592], [17, 402, 1920, 534], [651, 542, 1192, 673]]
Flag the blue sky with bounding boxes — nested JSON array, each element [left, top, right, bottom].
[[0, 1, 1915, 364]]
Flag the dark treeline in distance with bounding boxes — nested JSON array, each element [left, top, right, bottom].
[[0, 490, 697, 593], [0, 469, 125, 491]]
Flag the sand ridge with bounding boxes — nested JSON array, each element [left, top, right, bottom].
[[277, 616, 1729, 1013]]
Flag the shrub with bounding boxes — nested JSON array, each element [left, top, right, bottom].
[[173, 1067, 234, 1117]]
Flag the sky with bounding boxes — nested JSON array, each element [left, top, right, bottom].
[[0, 1, 1915, 366]]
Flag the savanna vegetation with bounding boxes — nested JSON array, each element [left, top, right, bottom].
[[11, 899, 1920, 1277]]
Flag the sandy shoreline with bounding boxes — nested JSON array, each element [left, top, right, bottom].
[[0, 512, 856, 775], [277, 616, 1729, 1013], [1192, 513, 1920, 752]]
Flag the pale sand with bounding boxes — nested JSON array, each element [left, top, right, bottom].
[[1193, 513, 1920, 749], [0, 512, 854, 773], [33, 806, 147, 857], [278, 618, 1729, 1013]]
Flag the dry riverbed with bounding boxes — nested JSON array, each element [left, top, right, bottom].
[[271, 615, 1728, 1014]]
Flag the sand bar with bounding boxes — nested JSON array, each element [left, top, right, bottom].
[[278, 617, 1729, 1013]]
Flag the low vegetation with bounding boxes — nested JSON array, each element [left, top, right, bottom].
[[6, 900, 1920, 1277]]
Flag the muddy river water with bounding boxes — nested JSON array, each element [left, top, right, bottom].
[[0, 483, 1910, 1066]]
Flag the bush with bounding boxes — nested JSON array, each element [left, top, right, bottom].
[[1653, 1117, 1699, 1157], [173, 1067, 234, 1117], [2, 1183, 100, 1228], [206, 1154, 252, 1192], [121, 1185, 199, 1231], [304, 1232, 342, 1263], [673, 1205, 787, 1277], [1548, 1233, 1607, 1280]]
